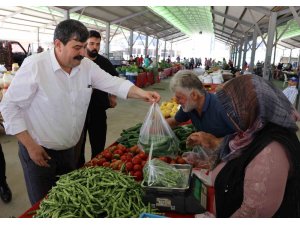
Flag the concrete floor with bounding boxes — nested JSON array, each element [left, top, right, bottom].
[[0, 73, 299, 218]]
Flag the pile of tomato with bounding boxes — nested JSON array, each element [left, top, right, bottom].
[[85, 143, 187, 182]]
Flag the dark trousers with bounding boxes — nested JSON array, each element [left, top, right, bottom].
[[77, 110, 107, 168], [18, 142, 76, 205], [0, 144, 6, 185]]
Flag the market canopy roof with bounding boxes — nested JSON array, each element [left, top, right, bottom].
[[1, 6, 300, 47]]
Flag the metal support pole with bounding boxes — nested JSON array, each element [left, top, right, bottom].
[[129, 30, 133, 57], [155, 38, 159, 62], [242, 37, 248, 70], [234, 46, 238, 67], [64, 10, 70, 20], [263, 12, 277, 80], [289, 49, 292, 63], [105, 22, 110, 57], [249, 29, 258, 72], [296, 50, 300, 110], [237, 39, 243, 69], [273, 31, 278, 65], [298, 49, 300, 68], [37, 27, 40, 47], [163, 41, 167, 61], [144, 35, 148, 56]]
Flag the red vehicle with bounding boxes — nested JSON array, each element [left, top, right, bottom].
[[0, 40, 29, 71]]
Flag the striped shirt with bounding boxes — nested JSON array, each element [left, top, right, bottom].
[[283, 86, 298, 104]]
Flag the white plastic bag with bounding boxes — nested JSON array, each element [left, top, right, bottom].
[[138, 103, 179, 157], [182, 145, 218, 170]]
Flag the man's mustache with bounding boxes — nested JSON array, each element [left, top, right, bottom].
[[74, 55, 84, 61]]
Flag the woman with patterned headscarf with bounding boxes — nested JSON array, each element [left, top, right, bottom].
[[190, 75, 300, 217]]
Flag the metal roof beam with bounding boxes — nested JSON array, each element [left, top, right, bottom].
[[277, 7, 300, 16], [213, 21, 244, 35], [147, 26, 174, 36], [215, 36, 235, 45], [165, 34, 185, 41], [289, 6, 300, 27], [280, 40, 299, 49], [249, 9, 267, 47], [171, 37, 189, 43], [214, 27, 241, 39], [69, 6, 86, 13], [111, 10, 149, 25], [0, 8, 25, 22], [211, 9, 253, 28], [161, 31, 182, 39], [246, 6, 271, 16], [214, 32, 239, 42], [215, 33, 237, 44]]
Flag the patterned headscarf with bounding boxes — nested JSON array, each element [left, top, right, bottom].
[[216, 75, 298, 161]]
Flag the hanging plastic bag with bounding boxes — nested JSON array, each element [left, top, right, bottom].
[[138, 103, 179, 157], [182, 145, 218, 170], [142, 158, 186, 188]]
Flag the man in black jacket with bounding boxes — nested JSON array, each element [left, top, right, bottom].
[[77, 30, 119, 168]]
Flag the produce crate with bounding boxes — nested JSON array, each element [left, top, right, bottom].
[[141, 164, 204, 214]]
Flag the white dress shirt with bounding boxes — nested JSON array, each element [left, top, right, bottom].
[[0, 49, 134, 150]]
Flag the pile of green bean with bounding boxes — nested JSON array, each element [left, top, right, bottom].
[[35, 166, 156, 218]]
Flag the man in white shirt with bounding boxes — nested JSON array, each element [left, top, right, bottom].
[[283, 77, 298, 105], [0, 19, 160, 205]]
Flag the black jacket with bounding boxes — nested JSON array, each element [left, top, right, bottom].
[[89, 54, 119, 112], [215, 123, 300, 218]]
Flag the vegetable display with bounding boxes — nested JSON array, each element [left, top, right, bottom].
[[172, 124, 196, 154], [35, 166, 156, 218], [86, 144, 147, 182], [117, 123, 142, 148]]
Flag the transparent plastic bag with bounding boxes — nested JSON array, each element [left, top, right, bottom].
[[182, 145, 218, 170], [138, 103, 179, 157], [142, 158, 186, 188]]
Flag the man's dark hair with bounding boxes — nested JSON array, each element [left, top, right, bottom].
[[89, 30, 101, 39], [53, 19, 89, 45]]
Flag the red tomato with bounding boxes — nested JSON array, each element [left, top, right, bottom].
[[117, 163, 125, 171], [126, 155, 133, 162], [113, 154, 120, 159], [165, 157, 172, 163], [125, 162, 133, 171], [120, 155, 127, 162], [102, 162, 110, 167], [132, 157, 142, 165], [137, 152, 147, 160], [158, 156, 168, 163], [97, 158, 107, 166], [103, 151, 112, 160], [117, 144, 126, 151], [133, 164, 142, 171], [176, 157, 186, 164], [114, 150, 123, 155], [91, 158, 99, 164], [141, 160, 147, 168], [133, 171, 143, 181], [170, 159, 176, 164]]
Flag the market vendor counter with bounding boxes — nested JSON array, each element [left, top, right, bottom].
[[19, 161, 211, 218]]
